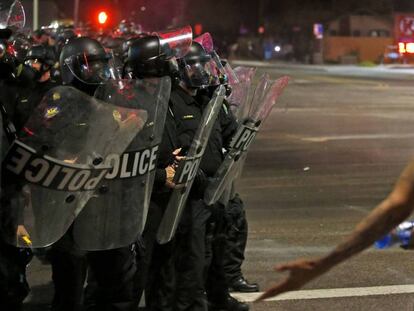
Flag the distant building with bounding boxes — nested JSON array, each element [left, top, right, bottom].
[[322, 15, 394, 64], [328, 15, 393, 38]]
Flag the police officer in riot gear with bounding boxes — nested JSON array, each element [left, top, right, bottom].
[[12, 45, 58, 131], [212, 60, 259, 294], [165, 41, 248, 311], [48, 37, 138, 311], [198, 50, 259, 294], [125, 34, 184, 309], [0, 2, 53, 310]]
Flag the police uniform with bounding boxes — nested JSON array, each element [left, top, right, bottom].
[[48, 37, 140, 311], [167, 86, 239, 311], [168, 86, 211, 311], [224, 193, 259, 293], [14, 79, 58, 131], [135, 101, 178, 310], [0, 66, 57, 311]]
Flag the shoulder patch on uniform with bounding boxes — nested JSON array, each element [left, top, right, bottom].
[[45, 106, 60, 119], [52, 92, 61, 101], [182, 115, 194, 120]]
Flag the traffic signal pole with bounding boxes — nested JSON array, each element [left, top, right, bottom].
[[74, 0, 80, 26], [33, 0, 39, 30]]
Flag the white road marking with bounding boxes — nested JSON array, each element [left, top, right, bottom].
[[347, 205, 370, 214], [302, 133, 414, 142], [294, 79, 312, 84], [231, 284, 414, 302]]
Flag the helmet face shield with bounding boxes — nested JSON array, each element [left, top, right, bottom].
[[64, 53, 112, 85], [182, 57, 220, 89], [194, 32, 214, 53], [107, 53, 123, 80], [0, 0, 25, 30], [156, 25, 193, 58], [209, 51, 239, 85]]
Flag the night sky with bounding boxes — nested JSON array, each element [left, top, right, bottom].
[[50, 0, 414, 38]]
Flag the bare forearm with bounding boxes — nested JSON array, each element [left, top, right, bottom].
[[319, 162, 414, 269], [322, 200, 412, 268]]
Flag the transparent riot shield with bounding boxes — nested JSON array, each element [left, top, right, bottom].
[[228, 66, 257, 121], [207, 65, 256, 204], [157, 85, 226, 244], [204, 75, 290, 205], [0, 86, 146, 248], [72, 77, 171, 250], [0, 0, 25, 30]]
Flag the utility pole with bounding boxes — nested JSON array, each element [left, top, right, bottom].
[[33, 0, 39, 30], [74, 0, 80, 27]]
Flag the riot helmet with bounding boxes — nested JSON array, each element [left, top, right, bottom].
[[115, 19, 141, 38], [126, 26, 192, 79], [55, 28, 77, 53], [178, 41, 220, 89], [60, 37, 111, 87], [102, 36, 124, 59], [127, 35, 169, 78], [25, 44, 56, 66], [24, 45, 56, 81]]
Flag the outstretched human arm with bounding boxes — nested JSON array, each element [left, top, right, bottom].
[[257, 159, 414, 301]]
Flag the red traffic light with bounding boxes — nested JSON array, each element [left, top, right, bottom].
[[98, 11, 108, 25], [194, 23, 203, 36]]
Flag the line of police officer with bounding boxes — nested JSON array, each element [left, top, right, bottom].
[[0, 6, 258, 311]]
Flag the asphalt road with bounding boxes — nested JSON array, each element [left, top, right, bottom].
[[233, 62, 414, 310], [23, 63, 414, 310]]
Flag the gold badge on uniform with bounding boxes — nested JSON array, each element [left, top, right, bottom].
[[183, 115, 194, 120]]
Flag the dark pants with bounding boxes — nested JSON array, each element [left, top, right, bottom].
[[49, 229, 138, 311], [205, 203, 230, 307], [173, 199, 211, 311], [0, 239, 32, 311], [49, 238, 87, 311], [138, 196, 211, 311], [223, 194, 248, 284], [136, 198, 176, 311], [84, 248, 137, 311], [145, 240, 176, 311]]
